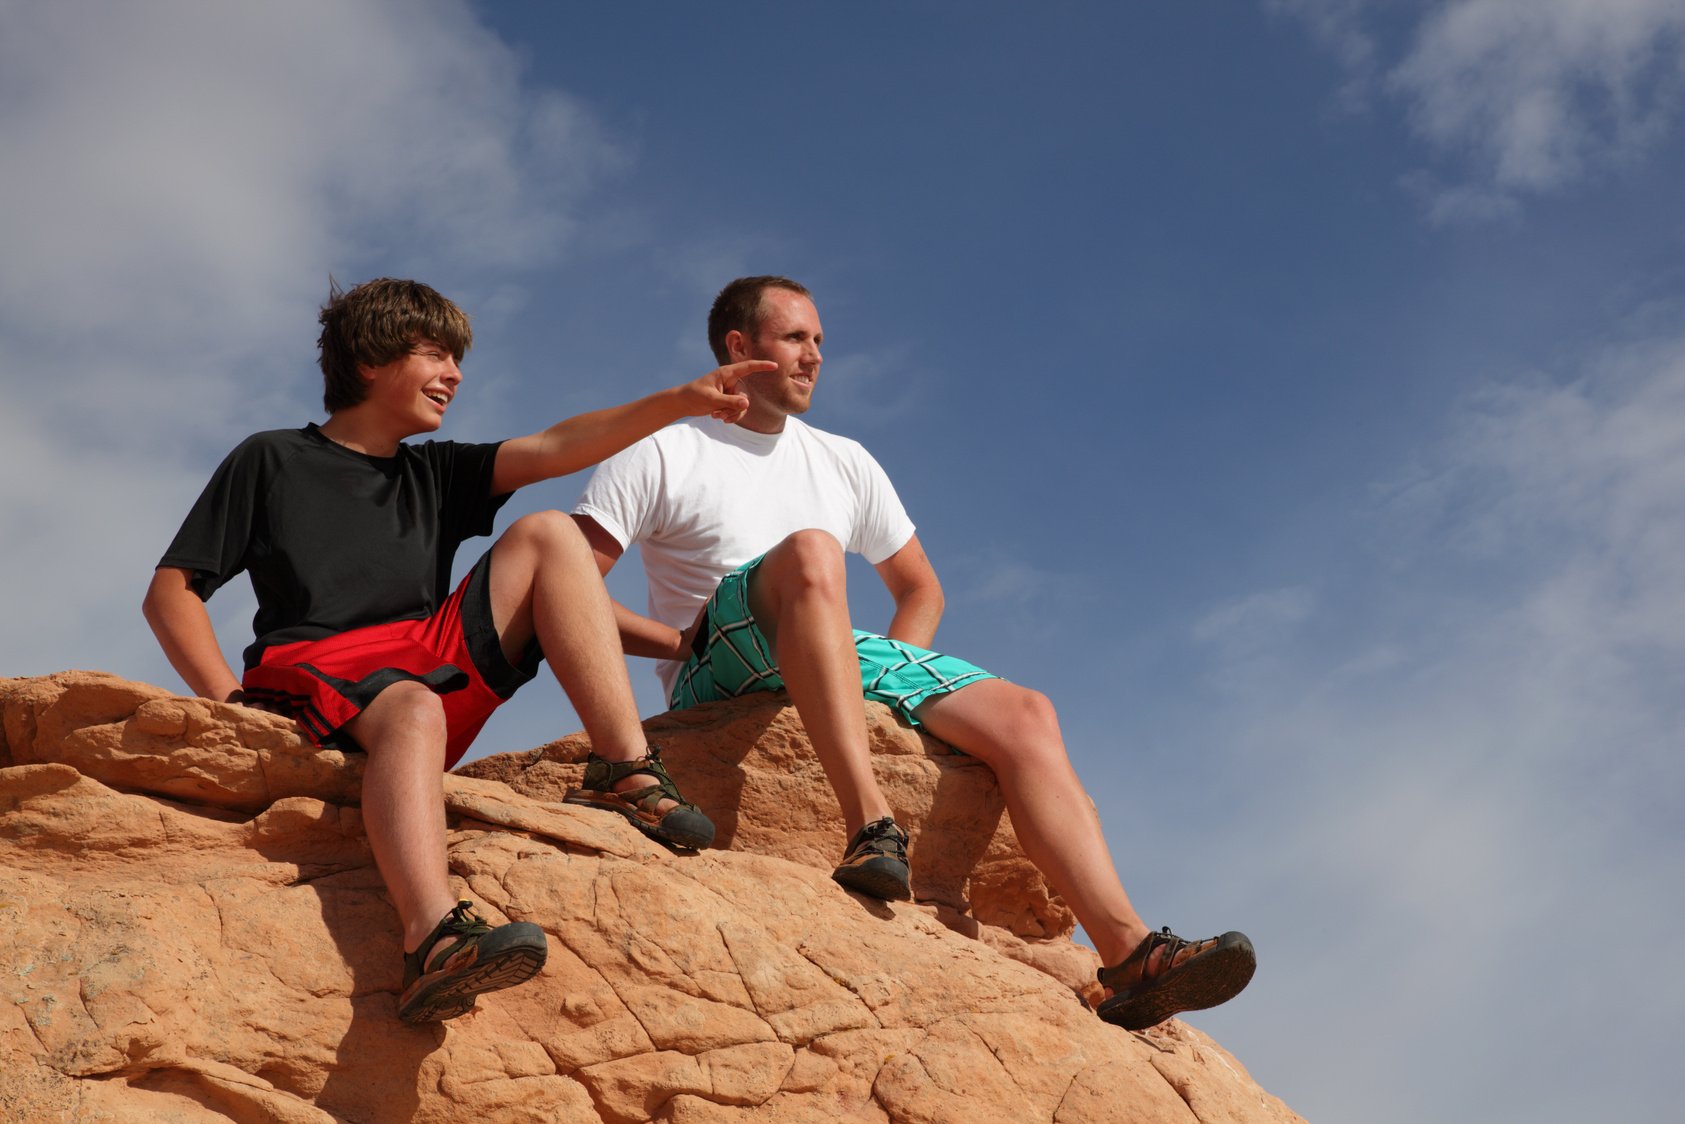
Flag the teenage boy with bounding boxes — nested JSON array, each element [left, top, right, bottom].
[[143, 277, 773, 1023], [571, 276, 1256, 1030]]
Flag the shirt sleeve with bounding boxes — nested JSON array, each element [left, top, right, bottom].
[[157, 435, 270, 601], [574, 437, 662, 550], [425, 439, 510, 544], [846, 444, 917, 564]]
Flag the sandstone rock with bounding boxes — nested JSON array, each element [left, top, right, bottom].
[[458, 692, 1098, 998], [1, 672, 1302, 1123]]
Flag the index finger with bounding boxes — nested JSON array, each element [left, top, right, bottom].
[[718, 359, 778, 390]]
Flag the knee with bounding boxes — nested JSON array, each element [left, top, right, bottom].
[[504, 510, 590, 562], [994, 686, 1064, 753], [768, 529, 847, 596], [360, 681, 448, 751]]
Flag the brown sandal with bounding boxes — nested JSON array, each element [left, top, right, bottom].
[[563, 746, 715, 850], [1096, 926, 1256, 1030]]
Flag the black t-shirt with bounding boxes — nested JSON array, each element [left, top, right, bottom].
[[160, 424, 509, 668]]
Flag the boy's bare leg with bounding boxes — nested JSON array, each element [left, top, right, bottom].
[[342, 681, 458, 952], [349, 509, 663, 956], [488, 512, 664, 788], [912, 680, 1151, 967], [747, 530, 892, 837]]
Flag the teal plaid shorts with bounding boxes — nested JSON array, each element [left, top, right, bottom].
[[669, 554, 996, 726]]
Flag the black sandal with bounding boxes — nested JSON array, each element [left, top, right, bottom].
[[1096, 926, 1256, 1030], [563, 745, 716, 850]]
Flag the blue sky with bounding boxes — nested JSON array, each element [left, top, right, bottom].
[[4, 2, 1683, 1120]]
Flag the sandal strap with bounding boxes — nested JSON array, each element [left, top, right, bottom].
[[580, 746, 697, 812], [1099, 926, 1188, 990], [413, 900, 490, 975]]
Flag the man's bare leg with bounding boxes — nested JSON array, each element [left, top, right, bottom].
[[912, 680, 1255, 1026], [913, 679, 1150, 967], [746, 529, 892, 837]]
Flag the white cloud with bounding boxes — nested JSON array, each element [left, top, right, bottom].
[[944, 549, 1102, 649], [1177, 329, 1685, 1122], [1392, 0, 1685, 192], [1270, 0, 1685, 218], [1191, 586, 1316, 655], [0, 0, 621, 687], [1264, 0, 1381, 110]]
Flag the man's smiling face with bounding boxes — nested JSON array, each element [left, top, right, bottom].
[[729, 288, 823, 433]]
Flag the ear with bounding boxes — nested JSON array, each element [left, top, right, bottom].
[[725, 329, 748, 362]]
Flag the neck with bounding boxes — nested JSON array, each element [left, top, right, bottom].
[[319, 410, 405, 457], [735, 405, 788, 435]]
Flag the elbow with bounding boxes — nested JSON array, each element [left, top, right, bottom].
[[914, 581, 944, 621], [141, 576, 163, 630], [142, 568, 189, 634]]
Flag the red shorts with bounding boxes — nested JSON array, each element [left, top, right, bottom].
[[242, 553, 542, 770]]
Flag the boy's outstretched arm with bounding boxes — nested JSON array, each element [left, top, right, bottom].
[[142, 566, 245, 703], [491, 360, 773, 495]]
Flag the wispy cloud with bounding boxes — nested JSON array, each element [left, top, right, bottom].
[[945, 549, 1101, 648], [1264, 0, 1382, 111], [1180, 327, 1685, 1121], [1270, 0, 1685, 220], [1393, 0, 1685, 194], [1192, 586, 1317, 656], [0, 3, 617, 351], [0, 1, 621, 682]]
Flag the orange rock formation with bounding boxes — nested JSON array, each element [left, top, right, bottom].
[[1, 671, 1302, 1123]]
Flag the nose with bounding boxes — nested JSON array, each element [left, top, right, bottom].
[[443, 356, 462, 385], [804, 340, 822, 366]]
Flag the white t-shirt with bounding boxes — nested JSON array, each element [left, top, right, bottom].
[[575, 416, 916, 693]]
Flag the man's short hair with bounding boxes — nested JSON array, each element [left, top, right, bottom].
[[707, 276, 812, 364], [317, 278, 473, 413]]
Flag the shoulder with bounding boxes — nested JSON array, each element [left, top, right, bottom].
[[579, 425, 681, 503], [654, 417, 717, 451], [211, 426, 317, 474], [229, 426, 312, 454], [604, 419, 710, 473], [401, 436, 503, 470], [791, 417, 868, 453], [789, 419, 885, 471]]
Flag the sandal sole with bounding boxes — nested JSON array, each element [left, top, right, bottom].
[[832, 858, 912, 901], [1097, 931, 1256, 1031], [397, 926, 549, 1024]]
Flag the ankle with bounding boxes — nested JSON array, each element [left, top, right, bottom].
[[843, 808, 896, 840], [591, 744, 652, 766], [1100, 923, 1152, 969], [403, 901, 460, 954]]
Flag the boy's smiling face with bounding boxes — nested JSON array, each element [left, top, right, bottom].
[[360, 339, 461, 436]]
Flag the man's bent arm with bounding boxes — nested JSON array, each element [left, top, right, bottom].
[[572, 514, 695, 662], [491, 361, 772, 494], [873, 536, 945, 650], [142, 567, 244, 703]]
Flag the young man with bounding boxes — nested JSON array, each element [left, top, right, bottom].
[[143, 278, 773, 1023], [572, 276, 1256, 1031]]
